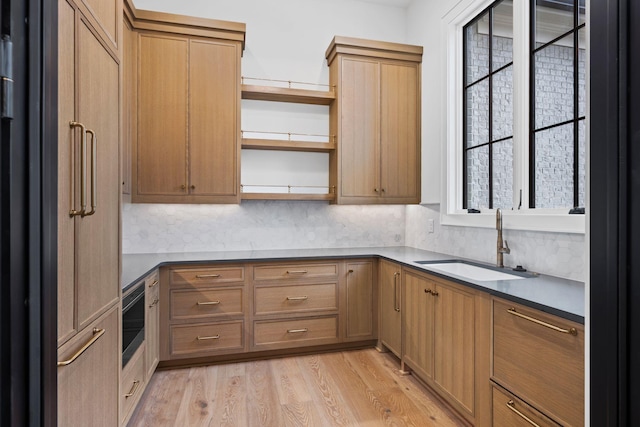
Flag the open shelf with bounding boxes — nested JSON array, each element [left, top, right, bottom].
[[242, 138, 335, 153], [242, 85, 335, 105], [241, 192, 335, 201]]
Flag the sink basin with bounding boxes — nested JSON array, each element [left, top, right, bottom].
[[414, 260, 529, 282]]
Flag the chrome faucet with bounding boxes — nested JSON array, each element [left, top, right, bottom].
[[496, 208, 510, 268]]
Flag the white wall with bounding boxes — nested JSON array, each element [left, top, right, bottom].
[[125, 0, 586, 283]]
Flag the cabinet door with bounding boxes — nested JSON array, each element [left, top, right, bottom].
[[137, 33, 188, 196], [380, 62, 420, 203], [434, 282, 475, 416], [379, 259, 402, 357], [189, 39, 239, 199], [58, 306, 119, 427], [338, 57, 380, 200], [402, 270, 434, 379], [121, 18, 135, 195], [58, 0, 120, 343], [57, 0, 77, 344], [75, 17, 120, 332], [344, 260, 376, 341], [145, 271, 160, 379]]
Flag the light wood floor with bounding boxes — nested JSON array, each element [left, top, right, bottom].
[[128, 349, 466, 427]]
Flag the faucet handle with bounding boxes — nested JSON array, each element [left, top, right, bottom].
[[503, 240, 511, 254]]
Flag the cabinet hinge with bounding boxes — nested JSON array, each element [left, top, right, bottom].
[[0, 36, 13, 120]]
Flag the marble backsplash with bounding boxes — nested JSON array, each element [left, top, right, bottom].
[[122, 201, 406, 253], [405, 204, 586, 281], [122, 201, 585, 282]]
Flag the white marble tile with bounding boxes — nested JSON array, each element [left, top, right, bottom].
[[123, 201, 405, 254], [405, 204, 586, 281]]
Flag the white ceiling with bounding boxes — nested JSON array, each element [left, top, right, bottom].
[[357, 0, 413, 8]]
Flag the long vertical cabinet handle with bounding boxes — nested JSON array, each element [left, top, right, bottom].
[[394, 271, 401, 312], [82, 129, 97, 216], [69, 121, 86, 217], [393, 272, 400, 312]]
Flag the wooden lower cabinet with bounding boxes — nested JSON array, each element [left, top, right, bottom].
[[344, 260, 377, 341], [57, 306, 119, 427], [171, 321, 245, 356], [492, 298, 584, 426], [253, 316, 339, 349], [492, 385, 560, 427], [378, 259, 402, 357], [120, 344, 146, 425], [145, 270, 160, 380], [401, 267, 490, 426]]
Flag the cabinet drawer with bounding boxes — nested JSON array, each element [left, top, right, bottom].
[[493, 299, 584, 426], [120, 344, 146, 425], [253, 316, 338, 348], [254, 283, 338, 315], [170, 266, 245, 287], [492, 385, 560, 427], [170, 321, 244, 356], [170, 288, 244, 320], [253, 263, 338, 281]]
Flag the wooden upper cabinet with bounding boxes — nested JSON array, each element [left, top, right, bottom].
[[136, 33, 189, 197], [326, 36, 422, 205], [127, 6, 244, 204], [189, 39, 240, 197]]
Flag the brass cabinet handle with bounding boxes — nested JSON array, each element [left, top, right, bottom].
[[286, 296, 308, 301], [507, 308, 578, 336], [197, 300, 221, 306], [286, 270, 308, 274], [149, 298, 159, 308], [287, 328, 308, 334], [124, 380, 141, 398], [348, 269, 354, 274], [190, 184, 196, 189], [195, 274, 221, 279], [506, 400, 540, 427], [431, 290, 439, 297], [393, 272, 400, 312], [197, 335, 220, 340], [82, 129, 97, 217], [424, 288, 432, 294], [374, 188, 379, 193], [381, 188, 386, 193], [57, 328, 105, 367], [148, 280, 158, 288], [180, 184, 186, 190], [69, 121, 86, 217]]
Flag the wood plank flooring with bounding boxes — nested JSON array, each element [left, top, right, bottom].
[[128, 349, 466, 427]]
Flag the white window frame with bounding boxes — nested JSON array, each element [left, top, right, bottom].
[[440, 0, 586, 234]]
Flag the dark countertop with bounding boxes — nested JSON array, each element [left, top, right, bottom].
[[122, 246, 585, 323]]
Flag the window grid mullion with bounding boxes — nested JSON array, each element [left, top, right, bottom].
[[488, 7, 494, 209], [573, 2, 580, 207]]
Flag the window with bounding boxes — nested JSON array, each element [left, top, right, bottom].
[[463, 0, 514, 210], [530, 0, 586, 208], [459, 0, 587, 215]]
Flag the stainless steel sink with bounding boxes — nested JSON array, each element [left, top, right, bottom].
[[414, 260, 534, 282]]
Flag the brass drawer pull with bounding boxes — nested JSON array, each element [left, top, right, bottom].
[[57, 328, 105, 367], [286, 296, 308, 301], [287, 328, 308, 334], [196, 274, 221, 279], [197, 335, 220, 340], [286, 270, 308, 274], [197, 300, 221, 306], [506, 400, 540, 427], [124, 380, 141, 398], [149, 298, 159, 308], [393, 272, 400, 312], [507, 308, 578, 336], [148, 279, 158, 288]]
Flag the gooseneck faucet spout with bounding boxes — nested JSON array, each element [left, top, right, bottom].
[[496, 208, 510, 268]]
